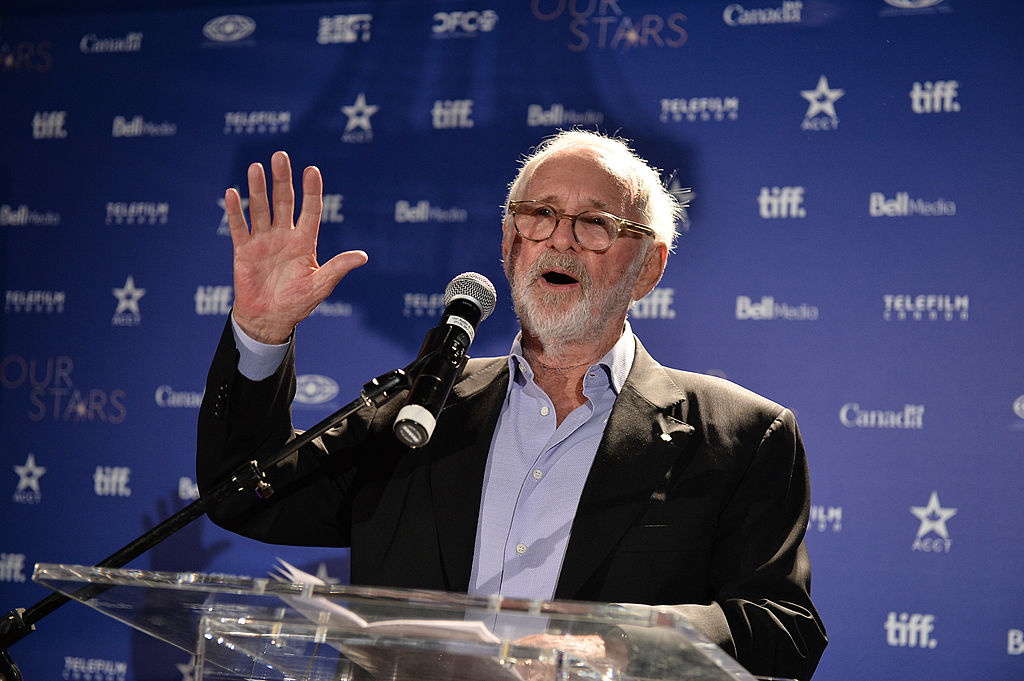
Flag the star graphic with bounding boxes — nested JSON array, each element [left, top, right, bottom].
[[801, 75, 845, 119], [14, 453, 46, 494], [910, 491, 957, 539], [112, 275, 146, 316], [341, 93, 379, 132]]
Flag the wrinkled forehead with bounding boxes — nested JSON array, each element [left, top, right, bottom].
[[524, 149, 637, 215]]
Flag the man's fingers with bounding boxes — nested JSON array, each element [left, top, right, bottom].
[[247, 162, 271, 232], [317, 250, 369, 293], [224, 188, 250, 247], [296, 165, 323, 236], [271, 150, 295, 229]]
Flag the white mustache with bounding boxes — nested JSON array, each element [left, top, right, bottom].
[[524, 251, 590, 289]]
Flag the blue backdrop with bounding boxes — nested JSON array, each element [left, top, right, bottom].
[[2, 1, 1022, 679]]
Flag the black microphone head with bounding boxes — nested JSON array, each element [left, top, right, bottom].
[[444, 272, 496, 321]]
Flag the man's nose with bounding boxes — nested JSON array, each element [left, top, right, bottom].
[[547, 215, 578, 251]]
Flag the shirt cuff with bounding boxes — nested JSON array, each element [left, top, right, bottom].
[[230, 313, 290, 381]]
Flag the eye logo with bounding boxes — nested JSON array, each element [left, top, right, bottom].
[[203, 15, 256, 42], [294, 374, 339, 405]]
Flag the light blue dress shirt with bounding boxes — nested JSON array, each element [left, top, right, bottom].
[[231, 314, 637, 600], [468, 325, 635, 600]]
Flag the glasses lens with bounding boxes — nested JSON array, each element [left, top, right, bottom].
[[514, 203, 555, 240], [574, 211, 615, 251]]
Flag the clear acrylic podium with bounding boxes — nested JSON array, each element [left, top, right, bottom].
[[34, 563, 756, 681]]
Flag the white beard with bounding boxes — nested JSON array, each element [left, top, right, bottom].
[[508, 249, 643, 351]]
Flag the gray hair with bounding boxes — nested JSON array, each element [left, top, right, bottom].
[[504, 130, 686, 252]]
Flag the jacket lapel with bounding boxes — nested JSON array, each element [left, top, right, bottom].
[[427, 357, 510, 592], [555, 339, 695, 599]]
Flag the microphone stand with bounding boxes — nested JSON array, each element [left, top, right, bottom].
[[0, 363, 420, 681]]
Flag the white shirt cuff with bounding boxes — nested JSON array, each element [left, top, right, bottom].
[[230, 313, 290, 381]]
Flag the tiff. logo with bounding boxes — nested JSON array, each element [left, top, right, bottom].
[[885, 612, 937, 649], [32, 111, 67, 139], [432, 100, 474, 129], [910, 80, 960, 114], [0, 553, 27, 582], [94, 466, 131, 497], [758, 186, 805, 218]]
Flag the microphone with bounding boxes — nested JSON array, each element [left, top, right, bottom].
[[393, 272, 496, 448]]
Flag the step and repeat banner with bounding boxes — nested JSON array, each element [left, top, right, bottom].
[[2, 1, 1022, 679]]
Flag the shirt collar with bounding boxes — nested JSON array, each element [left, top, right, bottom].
[[507, 320, 636, 395]]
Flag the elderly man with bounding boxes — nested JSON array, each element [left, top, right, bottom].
[[197, 130, 827, 679]]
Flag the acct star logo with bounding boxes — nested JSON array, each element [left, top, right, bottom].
[[910, 491, 957, 553], [341, 93, 378, 143], [13, 453, 46, 504], [800, 75, 844, 131], [112, 275, 145, 326]]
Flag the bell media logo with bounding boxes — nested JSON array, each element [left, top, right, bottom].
[[910, 491, 956, 553], [1, 203, 61, 226], [800, 75, 843, 131]]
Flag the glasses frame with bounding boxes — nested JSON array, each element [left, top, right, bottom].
[[506, 200, 655, 253]]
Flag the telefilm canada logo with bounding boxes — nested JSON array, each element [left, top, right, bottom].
[[883, 294, 968, 321]]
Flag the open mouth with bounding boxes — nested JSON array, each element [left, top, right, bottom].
[[542, 271, 579, 286]]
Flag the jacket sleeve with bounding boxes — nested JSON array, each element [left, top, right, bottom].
[[195, 318, 368, 547], [667, 407, 826, 681]]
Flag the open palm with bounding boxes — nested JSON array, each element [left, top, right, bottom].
[[225, 151, 367, 344]]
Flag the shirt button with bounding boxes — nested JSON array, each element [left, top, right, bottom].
[[540, 406, 550, 416], [516, 543, 527, 555], [532, 469, 543, 480]]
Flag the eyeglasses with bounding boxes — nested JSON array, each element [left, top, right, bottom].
[[506, 200, 654, 253]]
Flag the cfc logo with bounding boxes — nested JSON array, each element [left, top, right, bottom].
[[433, 10, 498, 35], [885, 612, 937, 648]]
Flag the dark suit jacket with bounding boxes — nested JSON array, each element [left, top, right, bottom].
[[197, 320, 827, 680]]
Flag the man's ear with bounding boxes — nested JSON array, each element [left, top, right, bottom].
[[631, 242, 668, 301]]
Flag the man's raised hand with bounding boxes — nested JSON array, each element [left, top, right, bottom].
[[225, 151, 367, 344]]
